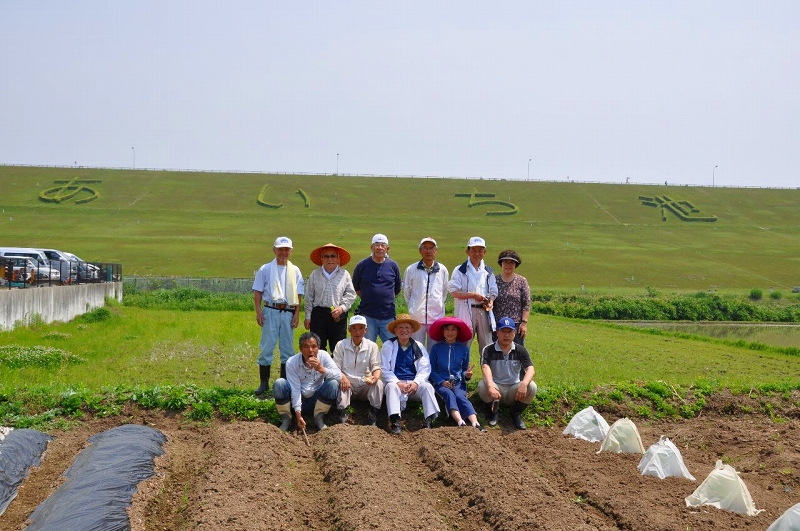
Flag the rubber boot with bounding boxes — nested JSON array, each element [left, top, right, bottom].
[[337, 408, 348, 424], [314, 400, 332, 431], [276, 401, 292, 431], [423, 413, 436, 429], [510, 401, 528, 430], [485, 401, 500, 427], [255, 365, 271, 396], [367, 406, 379, 426], [280, 363, 286, 379], [389, 414, 402, 435]]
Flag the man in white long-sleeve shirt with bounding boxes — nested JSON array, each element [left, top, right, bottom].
[[403, 237, 449, 350], [273, 332, 342, 432]]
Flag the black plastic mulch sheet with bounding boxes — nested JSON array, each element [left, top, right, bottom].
[[24, 424, 166, 531], [0, 429, 53, 517]]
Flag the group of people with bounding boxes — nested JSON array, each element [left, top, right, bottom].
[[251, 234, 535, 434]]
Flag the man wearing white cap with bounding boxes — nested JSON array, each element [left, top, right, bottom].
[[332, 315, 384, 426], [448, 236, 498, 353], [252, 236, 305, 395], [352, 233, 402, 343], [403, 237, 449, 350]]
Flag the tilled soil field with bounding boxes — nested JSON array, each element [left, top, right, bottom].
[[2, 409, 798, 531]]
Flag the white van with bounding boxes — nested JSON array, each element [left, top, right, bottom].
[[0, 247, 61, 281]]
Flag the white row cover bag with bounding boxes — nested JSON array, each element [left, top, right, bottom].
[[563, 406, 610, 443], [685, 460, 763, 516], [597, 418, 645, 454], [637, 436, 695, 480], [767, 503, 800, 531]]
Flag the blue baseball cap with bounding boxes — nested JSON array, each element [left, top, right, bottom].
[[497, 317, 516, 330]]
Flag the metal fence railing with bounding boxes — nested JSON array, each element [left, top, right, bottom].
[[124, 276, 253, 294], [1, 259, 121, 289]]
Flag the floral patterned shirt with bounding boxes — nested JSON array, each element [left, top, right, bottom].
[[493, 274, 530, 324]]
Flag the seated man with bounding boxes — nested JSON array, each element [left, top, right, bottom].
[[476, 317, 537, 430], [273, 332, 342, 432], [381, 314, 440, 435], [332, 315, 384, 426]]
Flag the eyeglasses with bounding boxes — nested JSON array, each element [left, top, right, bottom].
[[321, 254, 338, 259]]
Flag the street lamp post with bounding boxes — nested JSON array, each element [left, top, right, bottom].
[[713, 165, 718, 187], [527, 158, 531, 180], [132, 147, 135, 169], [336, 153, 339, 176]]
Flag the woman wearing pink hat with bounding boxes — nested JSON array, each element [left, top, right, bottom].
[[428, 317, 487, 432]]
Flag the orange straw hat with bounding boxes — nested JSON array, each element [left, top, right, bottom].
[[309, 243, 351, 267], [387, 314, 421, 334], [429, 317, 473, 343]]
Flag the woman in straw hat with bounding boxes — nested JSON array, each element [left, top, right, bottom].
[[428, 317, 486, 432], [304, 243, 357, 352]]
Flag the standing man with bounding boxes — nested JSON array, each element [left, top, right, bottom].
[[403, 237, 449, 350], [332, 315, 384, 426], [352, 233, 402, 343], [448, 236, 498, 353], [476, 317, 537, 430], [304, 243, 357, 353], [273, 332, 342, 432], [252, 236, 304, 396]]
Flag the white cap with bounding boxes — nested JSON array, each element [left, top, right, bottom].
[[419, 237, 437, 248], [372, 233, 389, 245], [349, 315, 368, 327], [467, 236, 486, 248], [273, 236, 293, 249]]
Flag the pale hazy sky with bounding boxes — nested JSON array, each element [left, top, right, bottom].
[[1, 1, 798, 188]]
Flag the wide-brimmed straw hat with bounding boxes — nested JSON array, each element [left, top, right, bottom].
[[429, 317, 473, 343], [309, 243, 351, 266], [387, 313, 421, 334]]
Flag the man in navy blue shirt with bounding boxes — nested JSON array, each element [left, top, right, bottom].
[[352, 233, 402, 343]]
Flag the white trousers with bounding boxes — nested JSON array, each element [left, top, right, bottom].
[[385, 380, 440, 418]]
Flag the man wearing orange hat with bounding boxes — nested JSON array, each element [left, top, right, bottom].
[[304, 243, 357, 353]]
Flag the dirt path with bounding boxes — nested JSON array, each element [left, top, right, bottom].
[[2, 412, 798, 531]]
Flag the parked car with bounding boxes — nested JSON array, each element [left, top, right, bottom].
[[38, 248, 79, 282], [62, 251, 100, 280]]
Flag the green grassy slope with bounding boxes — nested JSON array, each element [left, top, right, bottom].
[[1, 165, 798, 289]]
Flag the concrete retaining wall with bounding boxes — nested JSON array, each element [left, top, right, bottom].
[[0, 282, 123, 331]]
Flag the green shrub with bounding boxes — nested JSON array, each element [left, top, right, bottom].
[[80, 307, 113, 323], [770, 291, 782, 300], [0, 345, 85, 368], [749, 288, 763, 301], [187, 401, 215, 421]]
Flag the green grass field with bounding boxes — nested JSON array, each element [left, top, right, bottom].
[[1, 165, 799, 290], [1, 166, 799, 427]]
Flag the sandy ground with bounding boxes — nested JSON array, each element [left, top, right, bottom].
[[2, 404, 798, 531]]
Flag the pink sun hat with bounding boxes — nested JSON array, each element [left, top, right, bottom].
[[429, 317, 473, 343]]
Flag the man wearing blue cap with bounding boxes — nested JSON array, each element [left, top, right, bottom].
[[476, 316, 537, 430]]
